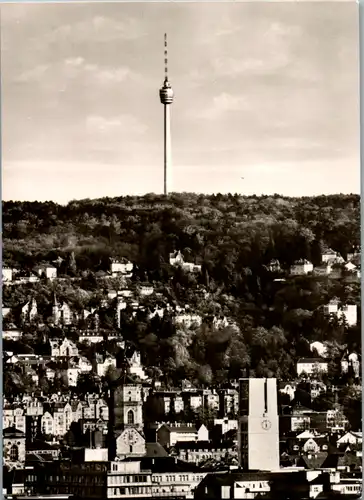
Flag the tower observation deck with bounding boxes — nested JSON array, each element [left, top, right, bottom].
[[159, 33, 174, 195]]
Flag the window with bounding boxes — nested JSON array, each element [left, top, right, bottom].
[[127, 410, 134, 425], [10, 444, 19, 461], [130, 445, 133, 453]]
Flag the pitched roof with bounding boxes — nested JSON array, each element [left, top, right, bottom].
[[297, 358, 327, 364], [163, 424, 198, 433], [297, 452, 328, 469], [3, 426, 26, 438], [145, 442, 168, 458]]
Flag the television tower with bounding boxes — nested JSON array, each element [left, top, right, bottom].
[[159, 33, 174, 195]]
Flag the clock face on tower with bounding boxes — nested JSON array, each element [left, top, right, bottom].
[[122, 428, 139, 446], [261, 418, 272, 431]]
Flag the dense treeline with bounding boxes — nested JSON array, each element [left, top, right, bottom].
[[2, 193, 361, 394], [3, 193, 360, 276]]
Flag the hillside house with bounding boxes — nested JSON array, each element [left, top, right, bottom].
[[169, 251, 202, 273], [175, 312, 202, 328], [265, 259, 282, 273], [290, 259, 313, 276], [52, 299, 72, 326], [110, 259, 133, 278], [34, 264, 57, 280], [322, 248, 341, 263], [341, 352, 360, 378], [139, 284, 154, 296], [323, 299, 357, 327], [21, 298, 38, 323], [79, 330, 104, 344], [313, 263, 332, 276], [2, 267, 13, 282], [297, 358, 328, 377], [49, 338, 78, 358], [310, 381, 327, 399]]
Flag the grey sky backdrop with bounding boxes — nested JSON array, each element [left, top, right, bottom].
[[1, 1, 359, 203]]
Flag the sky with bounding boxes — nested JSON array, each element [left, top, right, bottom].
[[1, 1, 360, 203]]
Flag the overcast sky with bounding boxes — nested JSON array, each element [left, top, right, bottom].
[[1, 1, 359, 203]]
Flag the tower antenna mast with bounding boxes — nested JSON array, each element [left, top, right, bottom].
[[159, 33, 174, 196], [164, 33, 168, 81]]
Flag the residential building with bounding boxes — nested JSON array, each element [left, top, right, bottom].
[[34, 264, 57, 280], [173, 441, 237, 465], [194, 470, 333, 500], [157, 423, 200, 448], [41, 412, 54, 436], [97, 356, 117, 377], [79, 330, 104, 344], [341, 352, 360, 378], [313, 263, 332, 276], [3, 329, 22, 341], [337, 431, 362, 447], [169, 250, 202, 273], [2, 267, 13, 282], [110, 259, 133, 277], [289, 259, 313, 276], [49, 338, 78, 357], [296, 358, 328, 377], [52, 296, 72, 325], [3, 406, 26, 433], [323, 298, 357, 327], [3, 427, 26, 466], [21, 298, 38, 323], [175, 312, 202, 328], [213, 418, 238, 436], [322, 248, 341, 263]]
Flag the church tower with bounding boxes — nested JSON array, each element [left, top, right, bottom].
[[119, 384, 144, 431], [115, 382, 146, 458], [238, 378, 280, 471]]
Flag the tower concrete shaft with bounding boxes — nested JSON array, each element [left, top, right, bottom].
[[159, 33, 174, 195], [163, 103, 171, 195]]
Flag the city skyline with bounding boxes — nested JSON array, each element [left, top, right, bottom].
[[1, 1, 360, 204]]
